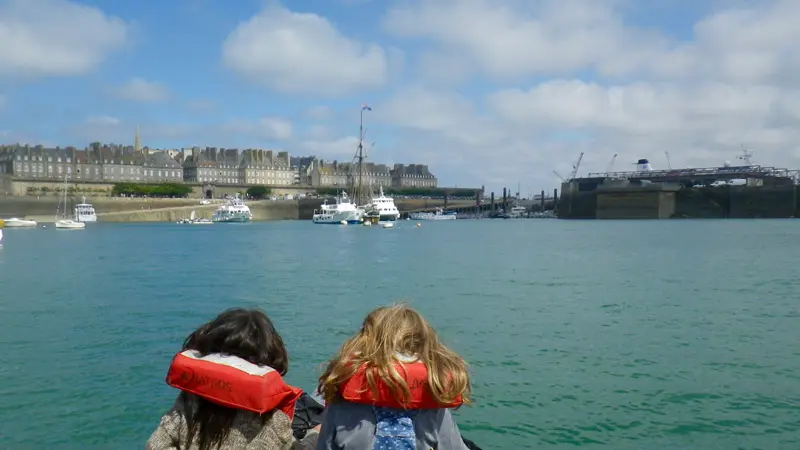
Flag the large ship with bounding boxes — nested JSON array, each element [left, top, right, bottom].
[[211, 197, 252, 223]]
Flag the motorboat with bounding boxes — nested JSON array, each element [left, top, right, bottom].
[[211, 197, 252, 223], [408, 207, 457, 221], [178, 210, 213, 225], [3, 218, 37, 227], [509, 206, 528, 218], [362, 186, 400, 222], [74, 197, 97, 222], [312, 192, 363, 224]]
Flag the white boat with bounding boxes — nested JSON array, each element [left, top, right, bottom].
[[54, 175, 86, 230], [509, 206, 527, 218], [312, 192, 363, 224], [74, 197, 97, 222], [3, 218, 37, 227], [408, 207, 457, 221], [178, 210, 213, 225], [211, 197, 252, 223], [362, 186, 400, 222], [0, 229, 3, 245]]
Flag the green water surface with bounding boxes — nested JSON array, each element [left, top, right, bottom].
[[0, 220, 798, 449]]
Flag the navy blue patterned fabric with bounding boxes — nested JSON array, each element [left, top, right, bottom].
[[373, 407, 417, 450]]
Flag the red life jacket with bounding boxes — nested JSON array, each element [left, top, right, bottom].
[[166, 350, 302, 419], [339, 361, 463, 409]]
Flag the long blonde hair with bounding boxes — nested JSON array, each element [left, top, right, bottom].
[[317, 303, 471, 407]]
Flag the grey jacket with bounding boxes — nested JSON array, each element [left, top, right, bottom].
[[315, 402, 469, 450]]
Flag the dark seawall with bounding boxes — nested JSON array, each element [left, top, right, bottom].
[[559, 185, 800, 219]]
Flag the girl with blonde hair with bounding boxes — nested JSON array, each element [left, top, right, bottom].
[[316, 303, 473, 450]]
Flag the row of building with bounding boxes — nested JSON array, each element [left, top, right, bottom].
[[0, 144, 437, 188]]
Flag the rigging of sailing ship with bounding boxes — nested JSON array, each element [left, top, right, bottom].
[[348, 104, 373, 207]]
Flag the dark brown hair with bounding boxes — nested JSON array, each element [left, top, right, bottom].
[[178, 307, 289, 450]]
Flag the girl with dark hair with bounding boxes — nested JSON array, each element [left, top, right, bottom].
[[146, 308, 319, 450]]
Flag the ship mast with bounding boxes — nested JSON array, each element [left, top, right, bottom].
[[351, 104, 371, 206]]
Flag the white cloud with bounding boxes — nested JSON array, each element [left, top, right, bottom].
[[383, 0, 663, 81], [0, 0, 128, 78], [67, 116, 294, 147], [109, 78, 170, 103], [368, 0, 800, 191], [221, 3, 387, 96]]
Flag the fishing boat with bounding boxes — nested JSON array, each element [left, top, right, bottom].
[[55, 175, 86, 230], [211, 196, 252, 223], [408, 207, 457, 221], [3, 218, 37, 227], [312, 192, 362, 224]]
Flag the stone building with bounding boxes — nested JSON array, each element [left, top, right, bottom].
[[0, 143, 181, 184], [391, 164, 438, 188], [309, 159, 352, 187], [143, 150, 182, 183], [181, 147, 294, 186]]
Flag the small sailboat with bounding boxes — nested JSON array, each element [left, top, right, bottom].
[[0, 228, 4, 245], [55, 175, 85, 230]]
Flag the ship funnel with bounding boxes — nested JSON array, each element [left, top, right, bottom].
[[636, 159, 652, 171]]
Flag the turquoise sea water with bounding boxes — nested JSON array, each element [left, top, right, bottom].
[[0, 220, 799, 449]]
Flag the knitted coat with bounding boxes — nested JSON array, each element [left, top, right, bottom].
[[146, 396, 319, 450]]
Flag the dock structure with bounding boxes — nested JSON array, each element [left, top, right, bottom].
[[558, 164, 800, 220]]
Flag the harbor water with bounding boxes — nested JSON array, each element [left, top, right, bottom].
[[0, 220, 798, 449]]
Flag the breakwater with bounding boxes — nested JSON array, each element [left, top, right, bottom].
[[558, 184, 800, 219]]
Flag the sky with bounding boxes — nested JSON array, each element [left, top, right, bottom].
[[1, 0, 800, 195]]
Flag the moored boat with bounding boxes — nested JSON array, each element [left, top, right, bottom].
[[408, 207, 457, 221], [3, 218, 38, 227], [74, 197, 97, 222], [312, 192, 363, 224], [211, 197, 252, 223]]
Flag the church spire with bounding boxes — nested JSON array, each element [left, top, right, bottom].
[[134, 124, 141, 153]]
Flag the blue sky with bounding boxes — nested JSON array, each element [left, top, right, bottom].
[[1, 0, 798, 194]]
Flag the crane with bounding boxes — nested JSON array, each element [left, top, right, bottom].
[[606, 153, 618, 173], [569, 152, 584, 181]]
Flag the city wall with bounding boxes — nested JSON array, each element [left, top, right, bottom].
[[559, 185, 800, 219]]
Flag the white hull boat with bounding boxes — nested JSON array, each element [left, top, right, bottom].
[[3, 218, 38, 227], [178, 211, 213, 225], [361, 186, 400, 222], [408, 207, 457, 221], [312, 192, 363, 225], [55, 219, 86, 229], [212, 197, 252, 223], [74, 197, 97, 222], [54, 175, 86, 230]]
